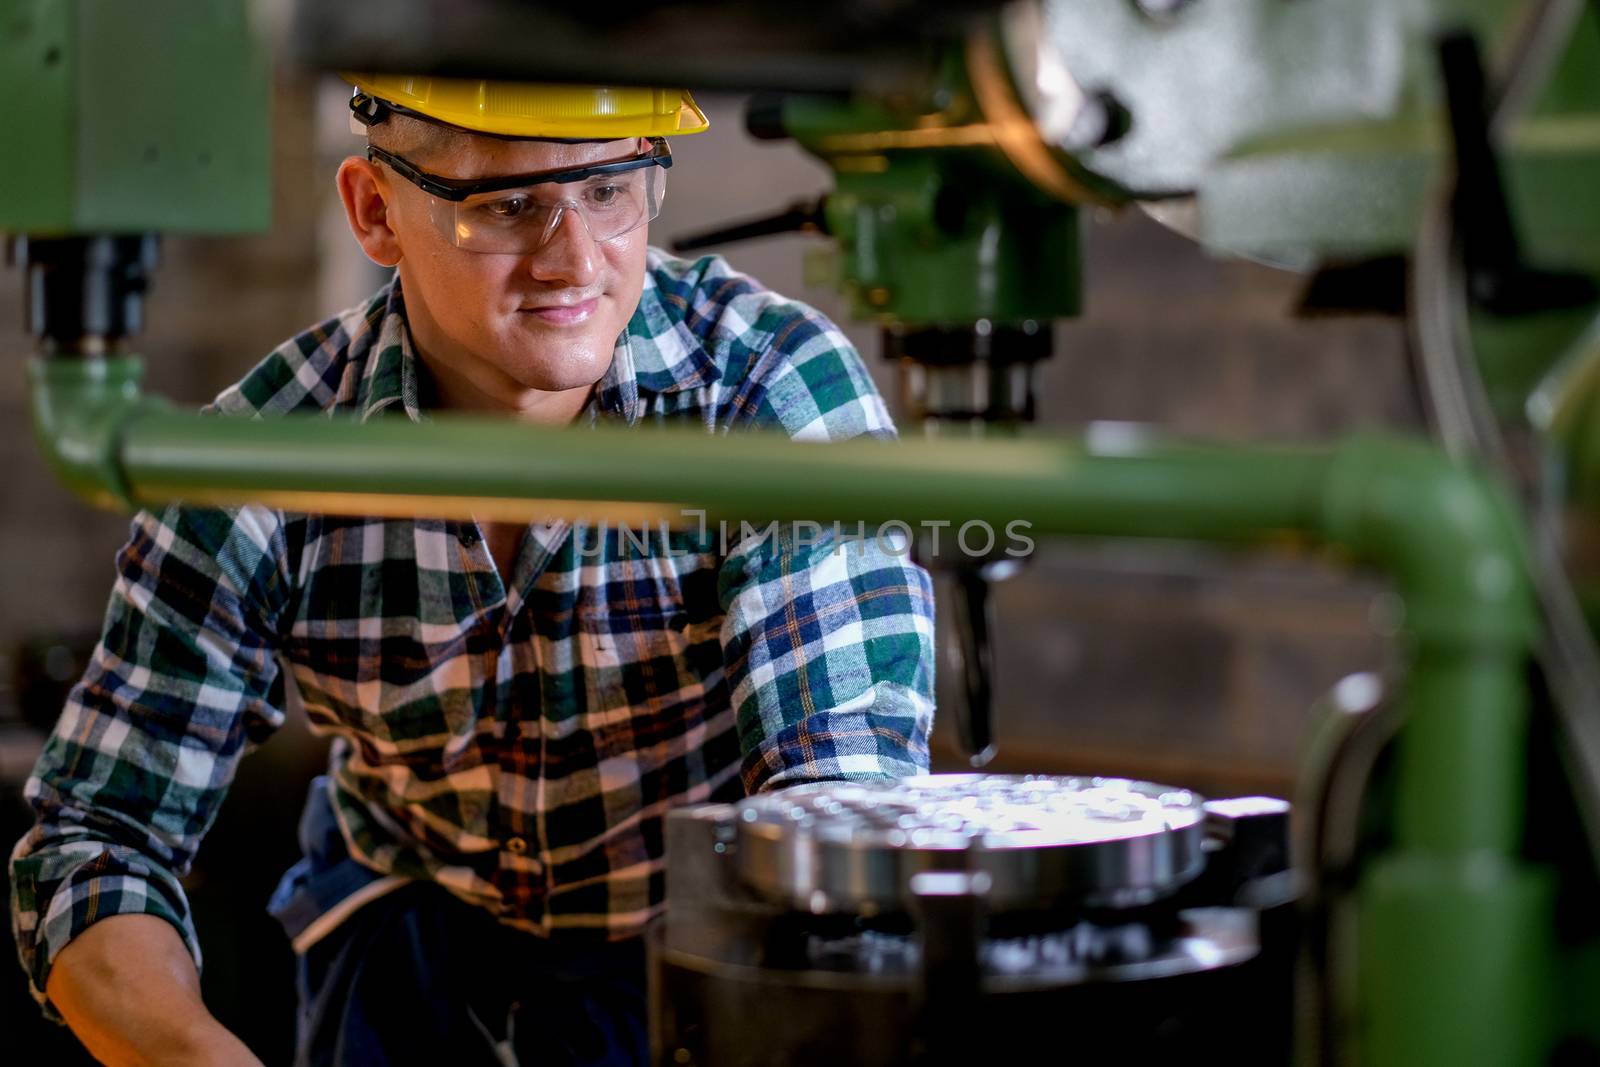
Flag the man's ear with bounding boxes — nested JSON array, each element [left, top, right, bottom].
[[336, 156, 403, 267]]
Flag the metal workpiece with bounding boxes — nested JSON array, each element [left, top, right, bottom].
[[649, 906, 1267, 1065], [730, 776, 1208, 914], [908, 870, 987, 1066], [1189, 796, 1292, 906], [662, 802, 782, 921], [655, 781, 1285, 1066]]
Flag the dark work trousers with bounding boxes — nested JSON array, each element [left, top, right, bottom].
[[292, 881, 648, 1067]]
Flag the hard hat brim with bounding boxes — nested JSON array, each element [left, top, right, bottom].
[[343, 74, 709, 140]]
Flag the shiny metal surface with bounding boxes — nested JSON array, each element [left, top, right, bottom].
[[733, 774, 1207, 913], [654, 906, 1256, 987], [650, 908, 1266, 1066]]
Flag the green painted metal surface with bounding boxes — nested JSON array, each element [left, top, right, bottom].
[[770, 64, 1082, 326], [27, 355, 154, 510], [0, 0, 73, 228], [1392, 652, 1529, 854], [29, 361, 1535, 647], [1359, 854, 1558, 1066], [1475, 302, 1600, 423], [1535, 313, 1600, 508], [822, 153, 1081, 325], [1320, 437, 1552, 1066], [0, 0, 270, 234], [1199, 117, 1600, 268], [1308, 437, 1552, 1064]]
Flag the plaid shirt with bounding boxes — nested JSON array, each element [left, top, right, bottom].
[[10, 249, 936, 1009]]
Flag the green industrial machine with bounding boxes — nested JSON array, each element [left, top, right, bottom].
[[3, 0, 269, 375], [0, 0, 269, 235], [11, 0, 1600, 1062]]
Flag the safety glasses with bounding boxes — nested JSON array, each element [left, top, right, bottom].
[[367, 138, 672, 254]]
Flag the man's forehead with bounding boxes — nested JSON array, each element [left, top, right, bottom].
[[432, 134, 644, 181]]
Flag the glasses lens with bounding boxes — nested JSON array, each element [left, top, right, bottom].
[[432, 165, 665, 254]]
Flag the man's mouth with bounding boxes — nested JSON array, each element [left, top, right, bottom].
[[520, 297, 600, 326]]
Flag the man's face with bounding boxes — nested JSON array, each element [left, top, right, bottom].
[[371, 135, 651, 404]]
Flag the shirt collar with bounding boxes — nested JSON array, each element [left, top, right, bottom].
[[622, 262, 720, 398], [356, 278, 422, 424], [355, 261, 719, 427]]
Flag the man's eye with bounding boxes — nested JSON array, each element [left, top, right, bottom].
[[484, 196, 532, 219], [588, 184, 624, 207]]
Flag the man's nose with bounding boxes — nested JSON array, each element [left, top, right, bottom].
[[526, 204, 600, 289]]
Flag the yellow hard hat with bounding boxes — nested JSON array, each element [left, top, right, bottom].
[[343, 73, 709, 140]]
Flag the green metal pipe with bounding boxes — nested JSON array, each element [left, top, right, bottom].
[[1315, 439, 1551, 1064], [1359, 852, 1557, 1066], [123, 415, 1334, 535], [33, 359, 1538, 780], [38, 357, 1336, 537]]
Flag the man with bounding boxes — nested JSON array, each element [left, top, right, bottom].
[[10, 76, 936, 1066]]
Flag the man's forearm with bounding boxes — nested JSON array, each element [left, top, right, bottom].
[[46, 913, 261, 1067]]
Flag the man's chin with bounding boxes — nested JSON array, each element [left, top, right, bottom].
[[502, 346, 613, 394]]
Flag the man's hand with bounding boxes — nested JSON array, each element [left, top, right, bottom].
[[46, 913, 262, 1067]]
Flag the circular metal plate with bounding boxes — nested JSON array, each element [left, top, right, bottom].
[[733, 774, 1206, 913]]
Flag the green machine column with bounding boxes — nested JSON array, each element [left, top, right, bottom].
[[0, 0, 270, 235], [744, 39, 1093, 330], [1320, 441, 1555, 1067]]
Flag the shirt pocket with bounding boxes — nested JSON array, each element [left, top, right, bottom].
[[576, 602, 691, 756], [574, 549, 727, 767]]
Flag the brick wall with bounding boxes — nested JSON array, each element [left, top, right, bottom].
[[959, 214, 1419, 797]]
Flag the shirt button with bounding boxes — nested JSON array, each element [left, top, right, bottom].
[[505, 836, 529, 855]]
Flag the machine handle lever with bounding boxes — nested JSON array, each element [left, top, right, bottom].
[[669, 198, 829, 253]]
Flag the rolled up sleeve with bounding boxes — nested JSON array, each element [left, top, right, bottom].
[[9, 502, 292, 1015], [719, 522, 936, 793]]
